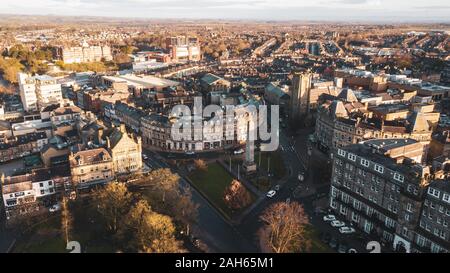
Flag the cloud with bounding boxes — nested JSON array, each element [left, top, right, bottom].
[[1, 0, 449, 21]]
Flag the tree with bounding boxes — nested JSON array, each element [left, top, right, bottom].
[[172, 187, 199, 236], [223, 179, 253, 210], [94, 182, 133, 234], [258, 202, 312, 253], [61, 196, 73, 245], [0, 57, 23, 83], [129, 169, 198, 234], [140, 212, 185, 253], [125, 199, 185, 253], [136, 168, 179, 202], [194, 159, 208, 172]]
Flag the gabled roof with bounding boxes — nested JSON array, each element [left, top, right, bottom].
[[409, 112, 430, 132], [330, 100, 348, 118], [337, 88, 358, 103]]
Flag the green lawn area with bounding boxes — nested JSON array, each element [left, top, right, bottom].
[[230, 151, 286, 191], [188, 162, 255, 219], [13, 202, 115, 253], [258, 152, 286, 179]]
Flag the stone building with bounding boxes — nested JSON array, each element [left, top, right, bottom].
[[69, 148, 114, 189], [328, 139, 449, 253]]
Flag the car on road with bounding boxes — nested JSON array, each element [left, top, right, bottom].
[[339, 226, 356, 234], [274, 184, 280, 191], [142, 154, 148, 160], [298, 172, 305, 182], [233, 148, 244, 155], [266, 190, 276, 198], [285, 198, 291, 204], [323, 214, 336, 222], [330, 220, 346, 228], [185, 151, 195, 155], [49, 203, 61, 212]]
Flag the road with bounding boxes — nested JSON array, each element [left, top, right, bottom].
[[143, 150, 257, 253], [236, 127, 376, 253]]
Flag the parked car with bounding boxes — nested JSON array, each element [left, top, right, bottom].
[[266, 190, 276, 198], [233, 149, 244, 155], [339, 226, 356, 234], [285, 198, 291, 204], [330, 220, 346, 228], [142, 154, 148, 160], [49, 203, 61, 212], [323, 214, 336, 222], [185, 151, 195, 155]]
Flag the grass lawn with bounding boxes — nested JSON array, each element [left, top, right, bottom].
[[257, 151, 286, 179], [188, 162, 255, 219], [12, 215, 65, 253], [230, 151, 286, 191], [13, 201, 115, 253]]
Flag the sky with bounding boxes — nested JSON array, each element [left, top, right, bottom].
[[1, 0, 450, 22]]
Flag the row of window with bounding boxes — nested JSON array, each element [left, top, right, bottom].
[[428, 188, 450, 205]]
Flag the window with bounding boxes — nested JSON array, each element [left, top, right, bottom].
[[385, 218, 395, 228], [40, 190, 44, 195], [393, 173, 404, 183], [374, 164, 384, 174], [348, 153, 357, 161], [352, 212, 360, 223], [443, 194, 450, 204], [361, 159, 370, 167], [428, 188, 440, 198], [406, 203, 413, 213], [48, 181, 53, 186], [416, 235, 426, 247], [402, 227, 408, 237], [39, 183, 44, 187]]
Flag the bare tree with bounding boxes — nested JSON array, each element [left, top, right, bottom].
[[258, 202, 312, 253], [223, 179, 253, 210], [194, 159, 208, 172], [61, 196, 73, 245]]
